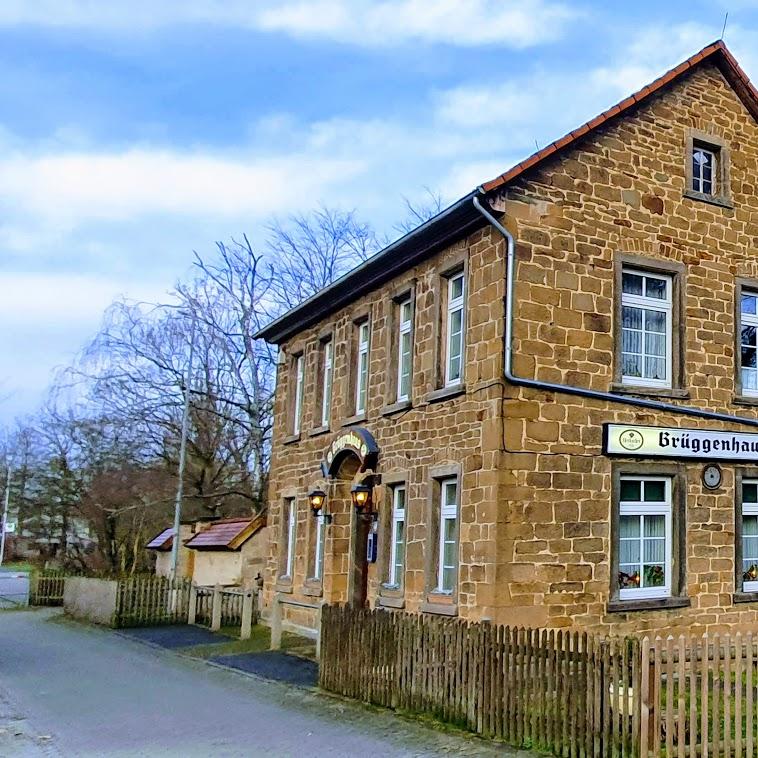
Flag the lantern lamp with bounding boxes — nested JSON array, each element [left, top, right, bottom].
[[308, 488, 326, 514], [350, 482, 372, 512]]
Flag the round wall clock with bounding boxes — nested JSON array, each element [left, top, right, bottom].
[[702, 464, 722, 490]]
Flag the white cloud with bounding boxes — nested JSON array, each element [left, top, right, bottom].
[[0, 148, 363, 224], [0, 0, 577, 48]]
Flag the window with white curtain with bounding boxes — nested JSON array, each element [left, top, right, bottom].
[[321, 339, 333, 426], [740, 292, 758, 396], [617, 476, 672, 600], [621, 269, 672, 388], [742, 479, 758, 592], [293, 355, 304, 434]]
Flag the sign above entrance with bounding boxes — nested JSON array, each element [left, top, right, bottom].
[[604, 423, 758, 461], [322, 427, 379, 478]]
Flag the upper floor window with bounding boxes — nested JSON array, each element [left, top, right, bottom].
[[617, 476, 671, 600], [397, 298, 413, 402], [692, 145, 716, 195], [685, 131, 731, 207], [621, 269, 672, 388], [355, 321, 370, 415], [292, 354, 305, 435], [321, 339, 333, 427], [741, 291, 758, 397], [388, 485, 406, 587], [436, 477, 458, 593], [445, 272, 465, 386]]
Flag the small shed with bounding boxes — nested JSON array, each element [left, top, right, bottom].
[[145, 522, 194, 579], [184, 514, 268, 587]]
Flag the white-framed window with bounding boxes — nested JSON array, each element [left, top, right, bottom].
[[742, 479, 758, 592], [618, 476, 672, 600], [436, 478, 458, 593], [388, 485, 406, 587], [741, 291, 758, 396], [282, 498, 297, 578], [445, 273, 465, 386], [692, 145, 716, 195], [356, 321, 370, 414], [293, 355, 304, 435], [321, 340, 333, 426], [621, 268, 672, 388], [312, 513, 326, 581], [397, 298, 413, 402]]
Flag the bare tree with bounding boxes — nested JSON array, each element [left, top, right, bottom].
[[266, 206, 380, 310], [393, 187, 445, 236]]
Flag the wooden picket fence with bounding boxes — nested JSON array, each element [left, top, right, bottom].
[[320, 605, 640, 757], [29, 569, 67, 606], [644, 632, 758, 757], [194, 586, 245, 628], [113, 575, 192, 628], [320, 606, 758, 757]]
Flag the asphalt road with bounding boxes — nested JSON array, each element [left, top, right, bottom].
[[0, 609, 522, 757]]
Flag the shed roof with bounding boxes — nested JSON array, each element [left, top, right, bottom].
[[184, 514, 266, 552], [145, 527, 174, 552], [254, 41, 758, 346]]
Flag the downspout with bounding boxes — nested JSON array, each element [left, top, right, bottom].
[[472, 193, 758, 429]]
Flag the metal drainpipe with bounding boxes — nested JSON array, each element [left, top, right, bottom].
[[472, 193, 758, 429]]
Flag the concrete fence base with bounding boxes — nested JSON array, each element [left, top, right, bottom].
[[63, 577, 118, 625]]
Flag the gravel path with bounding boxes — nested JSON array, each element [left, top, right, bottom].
[[0, 609, 528, 757]]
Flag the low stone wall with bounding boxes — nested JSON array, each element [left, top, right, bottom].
[[64, 577, 118, 626]]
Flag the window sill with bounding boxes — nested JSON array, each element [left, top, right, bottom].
[[733, 591, 758, 604], [377, 593, 405, 609], [381, 399, 412, 417], [610, 383, 689, 400], [307, 425, 331, 438], [282, 433, 301, 445], [426, 384, 466, 404], [683, 189, 733, 209], [302, 582, 323, 598], [733, 395, 758, 407], [607, 596, 690, 614], [421, 598, 458, 616], [275, 580, 294, 594], [341, 412, 367, 427]]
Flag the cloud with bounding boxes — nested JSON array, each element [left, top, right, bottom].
[[0, 0, 577, 48], [0, 148, 363, 225]]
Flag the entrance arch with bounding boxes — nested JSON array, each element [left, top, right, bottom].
[[322, 428, 379, 608]]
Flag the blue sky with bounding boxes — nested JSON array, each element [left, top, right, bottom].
[[1, 0, 757, 422]]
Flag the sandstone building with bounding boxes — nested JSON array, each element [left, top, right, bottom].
[[256, 41, 758, 636]]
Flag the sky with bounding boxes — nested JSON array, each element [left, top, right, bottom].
[[1, 0, 758, 424]]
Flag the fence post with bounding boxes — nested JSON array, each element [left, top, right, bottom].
[[270, 593, 282, 650], [188, 583, 198, 625], [315, 602, 322, 659], [211, 584, 222, 632], [640, 636, 654, 756], [241, 588, 254, 640]]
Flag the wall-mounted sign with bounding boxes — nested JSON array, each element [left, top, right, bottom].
[[604, 423, 758, 461], [322, 427, 379, 477]]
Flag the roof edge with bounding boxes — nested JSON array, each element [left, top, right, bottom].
[[254, 189, 483, 344], [482, 40, 758, 193]]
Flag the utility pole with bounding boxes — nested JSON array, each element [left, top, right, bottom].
[[170, 321, 196, 580], [0, 465, 11, 567]]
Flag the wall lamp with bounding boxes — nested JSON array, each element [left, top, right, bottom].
[[308, 488, 332, 524]]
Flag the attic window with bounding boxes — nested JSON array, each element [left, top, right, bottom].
[[692, 145, 716, 195], [684, 130, 731, 208]]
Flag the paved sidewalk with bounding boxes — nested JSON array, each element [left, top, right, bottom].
[[1, 609, 528, 757]]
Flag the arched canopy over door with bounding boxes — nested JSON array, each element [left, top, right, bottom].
[[321, 428, 379, 479]]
